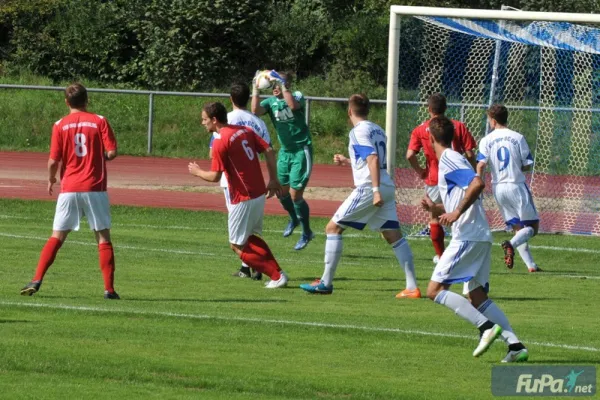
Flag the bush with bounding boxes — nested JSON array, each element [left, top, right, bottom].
[[128, 0, 267, 90]]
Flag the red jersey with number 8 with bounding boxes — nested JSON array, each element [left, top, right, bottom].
[[211, 125, 269, 204], [50, 112, 117, 193]]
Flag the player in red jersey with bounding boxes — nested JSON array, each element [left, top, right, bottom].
[[406, 93, 477, 263], [188, 102, 289, 288], [20, 83, 120, 299]]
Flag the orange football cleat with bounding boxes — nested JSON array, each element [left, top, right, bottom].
[[395, 288, 422, 299]]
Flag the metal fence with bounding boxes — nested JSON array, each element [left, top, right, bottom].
[[0, 83, 417, 154], [2, 84, 600, 155]]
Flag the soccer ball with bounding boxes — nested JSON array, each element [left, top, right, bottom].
[[255, 70, 273, 90]]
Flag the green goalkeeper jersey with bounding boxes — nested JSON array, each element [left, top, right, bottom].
[[260, 92, 312, 152]]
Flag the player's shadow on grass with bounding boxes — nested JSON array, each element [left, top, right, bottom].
[[492, 296, 556, 301], [0, 319, 31, 323], [343, 254, 394, 261], [295, 276, 398, 282], [124, 298, 289, 303]]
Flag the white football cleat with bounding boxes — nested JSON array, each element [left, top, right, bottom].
[[473, 324, 503, 357], [432, 255, 440, 264], [501, 348, 529, 363], [265, 272, 288, 289]]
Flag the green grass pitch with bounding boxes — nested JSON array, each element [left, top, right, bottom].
[[1, 199, 599, 399]]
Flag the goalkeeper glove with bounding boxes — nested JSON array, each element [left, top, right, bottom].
[[268, 70, 288, 92], [252, 70, 261, 96]]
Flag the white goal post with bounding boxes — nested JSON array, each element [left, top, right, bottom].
[[385, 6, 600, 236]]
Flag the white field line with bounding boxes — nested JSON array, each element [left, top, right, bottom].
[[0, 232, 366, 266], [3, 213, 600, 251], [2, 231, 600, 279], [2, 214, 600, 278], [1, 300, 598, 353]]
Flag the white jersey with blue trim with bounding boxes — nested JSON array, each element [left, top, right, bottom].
[[210, 109, 271, 187], [477, 128, 533, 184], [348, 120, 394, 188], [438, 149, 492, 243], [227, 109, 271, 145]]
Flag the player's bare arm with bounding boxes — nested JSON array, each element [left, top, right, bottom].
[[366, 154, 383, 207], [476, 160, 487, 177], [281, 88, 300, 110], [263, 147, 282, 198], [333, 154, 350, 167], [465, 149, 477, 168], [406, 149, 427, 179], [47, 158, 59, 195], [421, 194, 444, 214], [439, 176, 485, 225], [188, 162, 222, 182], [105, 149, 117, 161]]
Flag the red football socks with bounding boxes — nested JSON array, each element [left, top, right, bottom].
[[240, 235, 282, 280], [430, 223, 445, 257], [33, 237, 63, 281], [98, 242, 116, 292]]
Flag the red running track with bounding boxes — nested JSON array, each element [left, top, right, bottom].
[[0, 151, 353, 217], [2, 151, 599, 233]]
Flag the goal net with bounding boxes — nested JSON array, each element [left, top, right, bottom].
[[387, 8, 600, 236]]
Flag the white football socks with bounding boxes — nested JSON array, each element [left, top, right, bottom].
[[434, 290, 489, 328], [510, 226, 534, 248], [391, 238, 418, 290], [321, 234, 343, 287], [516, 243, 537, 270], [477, 299, 521, 345]]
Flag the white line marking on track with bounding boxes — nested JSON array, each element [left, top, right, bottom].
[[1, 300, 598, 353]]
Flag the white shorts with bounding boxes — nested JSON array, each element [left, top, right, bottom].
[[223, 187, 232, 212], [431, 240, 491, 294], [493, 182, 539, 227], [332, 185, 400, 231], [425, 185, 443, 204], [53, 192, 111, 232], [228, 195, 265, 245]]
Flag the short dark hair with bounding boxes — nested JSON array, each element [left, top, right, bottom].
[[428, 93, 447, 115], [487, 104, 508, 125], [348, 94, 370, 118], [203, 102, 228, 123], [65, 83, 88, 109], [429, 116, 454, 147], [230, 82, 250, 108]]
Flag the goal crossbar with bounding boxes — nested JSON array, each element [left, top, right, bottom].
[[385, 6, 600, 175]]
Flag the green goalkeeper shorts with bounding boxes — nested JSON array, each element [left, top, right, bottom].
[[277, 146, 313, 190]]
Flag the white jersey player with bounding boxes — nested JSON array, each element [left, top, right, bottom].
[[477, 104, 540, 272], [300, 94, 420, 299], [422, 116, 528, 363], [208, 83, 271, 280]]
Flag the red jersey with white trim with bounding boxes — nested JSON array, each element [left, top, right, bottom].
[[408, 119, 476, 186], [210, 125, 270, 204], [50, 112, 117, 193]]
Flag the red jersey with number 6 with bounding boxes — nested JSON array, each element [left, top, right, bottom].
[[50, 112, 117, 193], [211, 125, 269, 204]]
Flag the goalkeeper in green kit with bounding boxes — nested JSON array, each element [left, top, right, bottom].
[[252, 70, 314, 250]]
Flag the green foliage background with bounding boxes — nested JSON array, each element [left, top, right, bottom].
[[1, 0, 596, 90]]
